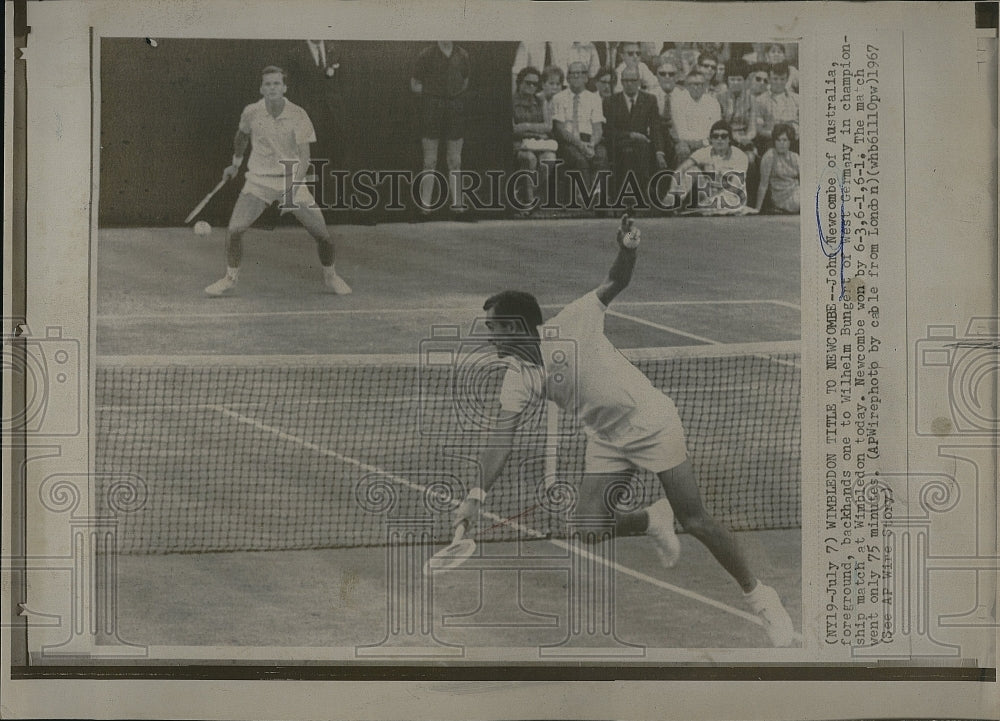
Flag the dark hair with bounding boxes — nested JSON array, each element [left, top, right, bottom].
[[772, 123, 796, 144], [261, 65, 287, 82], [541, 64, 565, 85], [483, 290, 542, 337], [768, 61, 790, 78], [749, 62, 770, 77], [697, 51, 719, 67], [516, 65, 542, 88], [709, 120, 733, 137], [726, 58, 748, 80], [597, 68, 618, 86]]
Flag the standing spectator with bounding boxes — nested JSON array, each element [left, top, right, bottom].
[[670, 70, 721, 163], [594, 41, 620, 73], [410, 41, 470, 213], [552, 61, 609, 201], [593, 68, 617, 101], [614, 41, 658, 93], [749, 61, 799, 156], [285, 41, 351, 172], [755, 123, 800, 214], [676, 120, 751, 214], [549, 41, 601, 80], [640, 41, 667, 67], [512, 66, 555, 212], [511, 41, 548, 95], [650, 58, 680, 172], [603, 65, 661, 202]]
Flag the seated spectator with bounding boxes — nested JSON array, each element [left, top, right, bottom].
[[603, 65, 661, 202], [512, 66, 555, 212], [755, 123, 800, 214], [671, 69, 721, 163], [749, 61, 799, 155], [676, 120, 754, 215], [694, 51, 724, 95], [539, 64, 565, 119], [511, 41, 548, 96], [765, 43, 799, 92], [552, 61, 609, 202], [649, 57, 681, 171], [593, 67, 617, 101], [614, 41, 658, 93], [549, 41, 601, 80]]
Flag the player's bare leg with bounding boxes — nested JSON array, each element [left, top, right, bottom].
[[658, 459, 794, 646], [446, 138, 465, 210], [293, 202, 351, 294], [419, 138, 440, 212], [205, 193, 268, 296]]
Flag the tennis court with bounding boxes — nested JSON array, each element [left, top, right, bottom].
[[97, 214, 802, 651]]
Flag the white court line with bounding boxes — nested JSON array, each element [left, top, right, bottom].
[[207, 403, 802, 641], [606, 310, 722, 345], [96, 299, 800, 323]]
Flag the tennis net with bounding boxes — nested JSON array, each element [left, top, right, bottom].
[[95, 342, 800, 554]]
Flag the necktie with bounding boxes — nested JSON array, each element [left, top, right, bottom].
[[627, 96, 633, 114], [572, 93, 580, 136]]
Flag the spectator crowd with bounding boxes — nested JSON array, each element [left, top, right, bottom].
[[509, 41, 801, 215]]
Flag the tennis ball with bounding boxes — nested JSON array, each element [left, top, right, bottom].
[[621, 228, 641, 248], [194, 220, 212, 236]]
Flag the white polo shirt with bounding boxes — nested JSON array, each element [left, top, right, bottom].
[[499, 292, 675, 443], [239, 98, 317, 177]]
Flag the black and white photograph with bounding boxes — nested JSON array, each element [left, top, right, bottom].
[[93, 36, 803, 656], [4, 1, 998, 719]]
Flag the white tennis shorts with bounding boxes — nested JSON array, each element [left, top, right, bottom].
[[241, 173, 317, 207], [584, 401, 688, 475]]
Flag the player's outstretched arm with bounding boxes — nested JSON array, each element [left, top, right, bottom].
[[452, 411, 519, 530], [595, 214, 639, 306]]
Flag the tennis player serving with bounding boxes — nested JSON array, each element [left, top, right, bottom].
[[453, 215, 795, 647], [205, 65, 352, 296]]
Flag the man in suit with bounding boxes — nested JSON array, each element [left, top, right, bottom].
[[285, 40, 351, 172], [602, 65, 661, 206]]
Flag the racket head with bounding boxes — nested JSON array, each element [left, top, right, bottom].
[[423, 537, 477, 577]]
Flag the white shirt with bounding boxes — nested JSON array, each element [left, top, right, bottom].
[[671, 90, 721, 143], [499, 292, 673, 442], [551, 88, 605, 138], [648, 85, 680, 116], [239, 99, 316, 177]]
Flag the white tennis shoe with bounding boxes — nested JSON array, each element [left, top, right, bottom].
[[323, 267, 353, 294], [204, 276, 237, 296], [746, 582, 795, 647], [645, 499, 681, 568]]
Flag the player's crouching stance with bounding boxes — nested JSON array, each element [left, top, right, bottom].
[[205, 65, 351, 297], [452, 215, 795, 647]]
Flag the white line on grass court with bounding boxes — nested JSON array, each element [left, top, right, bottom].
[[207, 403, 802, 641], [96, 299, 800, 323], [606, 310, 722, 345]]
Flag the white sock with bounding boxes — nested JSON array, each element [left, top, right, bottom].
[[226, 266, 240, 281], [323, 264, 337, 276]]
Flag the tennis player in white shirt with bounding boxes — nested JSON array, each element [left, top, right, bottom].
[[205, 65, 351, 297], [453, 215, 794, 647]]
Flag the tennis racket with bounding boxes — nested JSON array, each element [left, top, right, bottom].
[[184, 178, 229, 224], [423, 521, 476, 577]]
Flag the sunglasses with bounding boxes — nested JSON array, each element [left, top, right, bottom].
[[658, 70, 677, 77], [700, 63, 717, 70], [624, 50, 640, 56], [752, 75, 768, 82], [524, 78, 540, 87], [710, 132, 730, 139]]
